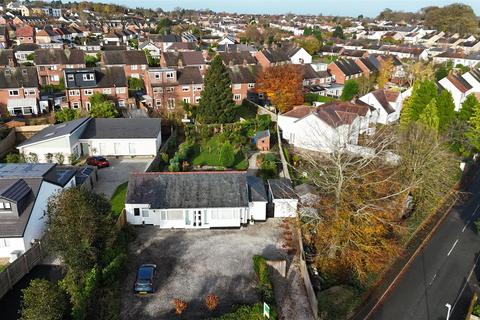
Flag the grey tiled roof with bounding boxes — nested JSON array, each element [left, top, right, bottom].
[[0, 67, 39, 89], [80, 118, 161, 139], [18, 118, 90, 147], [126, 172, 249, 209]]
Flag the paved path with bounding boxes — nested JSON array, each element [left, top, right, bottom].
[[368, 175, 480, 320]]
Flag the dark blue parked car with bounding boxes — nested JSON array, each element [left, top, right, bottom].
[[134, 264, 157, 294]]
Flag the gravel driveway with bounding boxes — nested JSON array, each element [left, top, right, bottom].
[[121, 219, 285, 319]]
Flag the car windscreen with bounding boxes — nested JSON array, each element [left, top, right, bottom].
[[137, 267, 152, 281]]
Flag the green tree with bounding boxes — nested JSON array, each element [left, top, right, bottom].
[[128, 77, 145, 91], [196, 55, 235, 124], [84, 54, 99, 68], [128, 38, 139, 49], [219, 141, 235, 167], [89, 93, 118, 118], [458, 94, 479, 121], [144, 49, 159, 67], [436, 90, 456, 131], [20, 279, 68, 320], [418, 99, 439, 131], [90, 101, 118, 118], [55, 108, 80, 123], [5, 152, 25, 163], [340, 79, 359, 101], [403, 80, 438, 122], [156, 18, 174, 34], [332, 26, 345, 39], [47, 187, 115, 274]]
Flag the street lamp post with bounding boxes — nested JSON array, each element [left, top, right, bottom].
[[445, 303, 452, 320]]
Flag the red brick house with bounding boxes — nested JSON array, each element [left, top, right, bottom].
[[101, 50, 148, 81], [64, 67, 128, 110], [327, 59, 363, 84], [15, 26, 35, 44], [145, 66, 203, 113], [34, 49, 86, 85], [228, 65, 262, 104], [0, 67, 42, 116]]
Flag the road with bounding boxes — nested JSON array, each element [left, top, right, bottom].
[[369, 175, 480, 320]]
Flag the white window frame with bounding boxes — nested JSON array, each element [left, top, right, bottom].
[[8, 90, 19, 96], [116, 87, 126, 94], [82, 73, 94, 81], [234, 94, 241, 101], [84, 89, 93, 96]]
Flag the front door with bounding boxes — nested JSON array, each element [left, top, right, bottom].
[[193, 210, 203, 228]]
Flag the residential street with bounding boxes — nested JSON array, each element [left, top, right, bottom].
[[369, 174, 480, 320]]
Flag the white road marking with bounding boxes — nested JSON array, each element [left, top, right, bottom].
[[472, 204, 480, 218], [429, 273, 437, 286], [462, 220, 471, 232], [452, 255, 480, 312], [447, 239, 459, 256]]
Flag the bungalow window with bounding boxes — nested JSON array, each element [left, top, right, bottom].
[[234, 94, 242, 101], [0, 202, 11, 210], [134, 208, 140, 216], [116, 87, 126, 94], [84, 89, 93, 96], [103, 88, 112, 95], [166, 210, 183, 220], [182, 86, 190, 92], [82, 73, 94, 81], [141, 209, 149, 217], [8, 90, 19, 96]]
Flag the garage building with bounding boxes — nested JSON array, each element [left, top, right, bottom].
[[17, 117, 162, 164]]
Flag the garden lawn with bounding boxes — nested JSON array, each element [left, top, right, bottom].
[[110, 182, 128, 216], [191, 135, 248, 170]]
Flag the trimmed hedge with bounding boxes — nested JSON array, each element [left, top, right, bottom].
[[252, 255, 275, 306]]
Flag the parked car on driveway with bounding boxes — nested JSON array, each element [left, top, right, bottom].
[[134, 264, 156, 294], [86, 156, 110, 168]]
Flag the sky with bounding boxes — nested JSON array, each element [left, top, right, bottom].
[[100, 0, 480, 17]]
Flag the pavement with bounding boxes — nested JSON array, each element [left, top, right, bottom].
[[120, 219, 286, 320], [93, 157, 151, 198], [368, 174, 480, 320]]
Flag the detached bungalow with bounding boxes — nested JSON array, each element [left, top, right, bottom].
[[17, 117, 162, 164], [125, 171, 268, 228], [268, 179, 298, 217]]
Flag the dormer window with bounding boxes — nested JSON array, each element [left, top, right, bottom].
[[67, 74, 74, 81], [83, 73, 95, 81], [0, 202, 12, 211]]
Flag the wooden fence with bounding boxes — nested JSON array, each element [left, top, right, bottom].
[[0, 242, 44, 299], [296, 227, 319, 319], [116, 209, 127, 230]]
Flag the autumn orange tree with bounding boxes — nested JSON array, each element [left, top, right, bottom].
[[298, 126, 406, 282], [377, 58, 394, 89], [257, 65, 304, 113]]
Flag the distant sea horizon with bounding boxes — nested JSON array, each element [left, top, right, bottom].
[[80, 0, 480, 18]]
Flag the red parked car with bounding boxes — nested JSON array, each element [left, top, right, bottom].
[[86, 156, 110, 168]]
